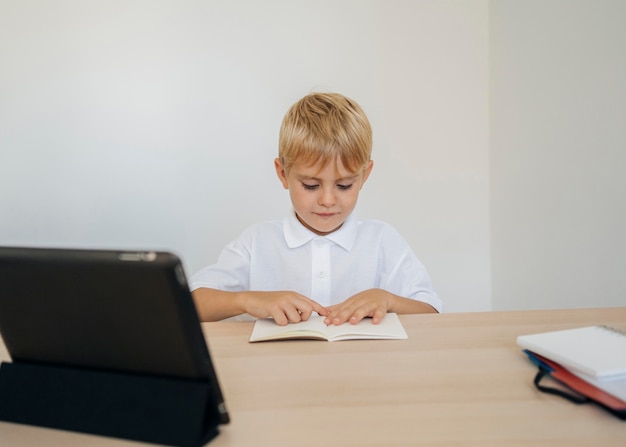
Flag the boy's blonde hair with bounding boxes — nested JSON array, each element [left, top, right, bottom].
[[278, 92, 372, 173]]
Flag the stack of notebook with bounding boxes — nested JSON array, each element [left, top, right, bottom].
[[517, 325, 626, 419]]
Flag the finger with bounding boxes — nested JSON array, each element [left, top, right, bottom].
[[323, 302, 352, 324], [311, 301, 329, 317], [370, 306, 387, 324], [298, 306, 313, 321], [284, 306, 303, 323], [295, 298, 328, 321], [327, 306, 358, 326], [298, 305, 314, 321], [326, 304, 339, 313], [348, 306, 372, 325], [270, 311, 288, 326], [323, 305, 346, 325]]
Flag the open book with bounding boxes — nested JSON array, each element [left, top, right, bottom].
[[249, 312, 408, 342]]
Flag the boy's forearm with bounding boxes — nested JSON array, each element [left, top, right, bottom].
[[389, 293, 439, 314], [192, 288, 247, 322]]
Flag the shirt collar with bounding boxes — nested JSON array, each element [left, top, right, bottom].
[[283, 210, 358, 252]]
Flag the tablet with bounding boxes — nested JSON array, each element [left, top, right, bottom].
[[0, 246, 229, 424]]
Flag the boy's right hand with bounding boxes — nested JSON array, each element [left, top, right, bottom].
[[243, 291, 328, 326]]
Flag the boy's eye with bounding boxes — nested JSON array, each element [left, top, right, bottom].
[[301, 182, 354, 191]]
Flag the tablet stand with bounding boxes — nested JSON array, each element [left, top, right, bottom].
[[0, 361, 222, 446]]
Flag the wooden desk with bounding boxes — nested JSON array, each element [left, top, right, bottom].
[[1, 308, 625, 446]]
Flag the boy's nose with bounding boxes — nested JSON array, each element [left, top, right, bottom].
[[318, 188, 335, 207]]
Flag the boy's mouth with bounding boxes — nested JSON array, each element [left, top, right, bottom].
[[315, 212, 337, 218]]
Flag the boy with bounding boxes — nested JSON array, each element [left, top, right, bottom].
[[191, 92, 441, 326]]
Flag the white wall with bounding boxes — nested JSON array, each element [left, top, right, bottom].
[[490, 0, 626, 310], [6, 2, 621, 314], [0, 1, 490, 312]]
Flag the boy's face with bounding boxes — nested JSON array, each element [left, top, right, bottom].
[[275, 156, 373, 236]]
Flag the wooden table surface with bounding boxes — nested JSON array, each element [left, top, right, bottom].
[[1, 307, 625, 446]]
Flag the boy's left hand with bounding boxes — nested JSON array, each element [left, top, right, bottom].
[[323, 289, 392, 326]]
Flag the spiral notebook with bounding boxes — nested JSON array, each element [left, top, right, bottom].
[[517, 325, 626, 379]]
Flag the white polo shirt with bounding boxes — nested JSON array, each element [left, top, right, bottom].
[[190, 211, 442, 316]]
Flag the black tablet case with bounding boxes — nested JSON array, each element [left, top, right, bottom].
[[0, 247, 229, 446]]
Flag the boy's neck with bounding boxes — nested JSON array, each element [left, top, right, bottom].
[[295, 212, 344, 236]]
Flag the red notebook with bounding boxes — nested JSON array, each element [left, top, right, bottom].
[[527, 351, 626, 412]]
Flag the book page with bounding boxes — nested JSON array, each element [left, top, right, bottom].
[[324, 313, 408, 341], [249, 316, 329, 342]]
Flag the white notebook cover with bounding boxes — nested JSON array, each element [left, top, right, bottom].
[[517, 325, 626, 379]]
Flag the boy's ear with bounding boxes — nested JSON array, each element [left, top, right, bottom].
[[360, 160, 374, 188], [274, 158, 289, 189]]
